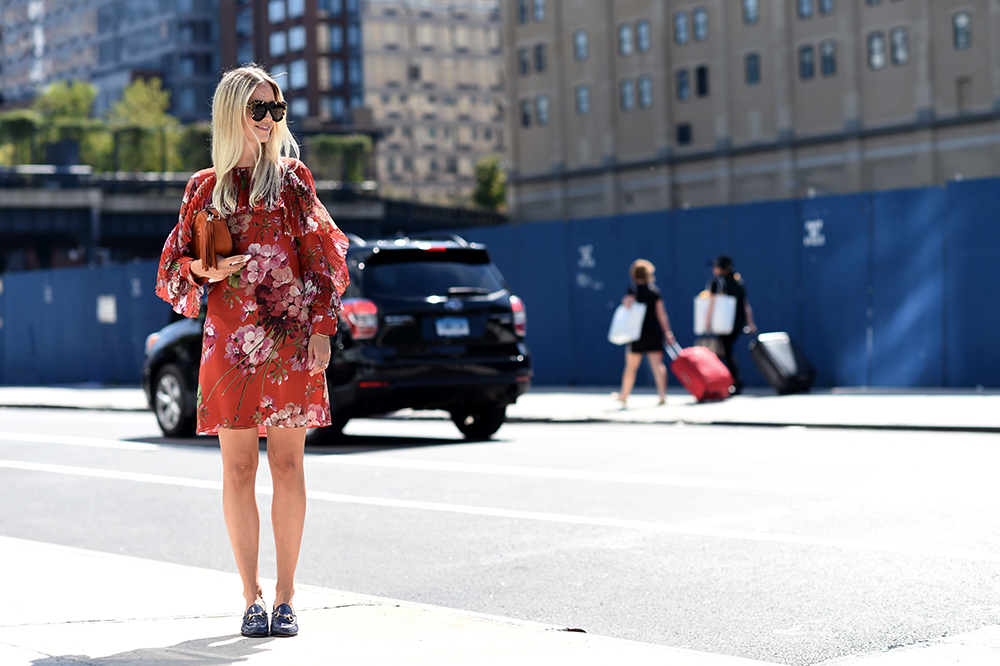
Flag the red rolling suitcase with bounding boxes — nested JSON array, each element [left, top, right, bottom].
[[666, 343, 734, 402]]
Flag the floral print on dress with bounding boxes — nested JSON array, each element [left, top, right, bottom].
[[156, 158, 350, 434]]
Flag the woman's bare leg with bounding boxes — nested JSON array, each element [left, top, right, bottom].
[[618, 351, 644, 403], [646, 351, 668, 404], [218, 427, 264, 611], [266, 426, 307, 610]]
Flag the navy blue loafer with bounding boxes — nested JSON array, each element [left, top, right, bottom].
[[270, 603, 298, 637], [241, 603, 269, 638]]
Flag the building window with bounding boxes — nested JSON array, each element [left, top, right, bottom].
[[287, 0, 304, 18], [819, 0, 834, 14], [288, 25, 306, 52], [289, 97, 308, 117], [534, 0, 545, 22], [694, 66, 708, 96], [676, 69, 690, 101], [331, 58, 344, 87], [868, 31, 886, 69], [953, 12, 971, 50], [289, 59, 308, 89], [348, 57, 361, 84], [236, 40, 253, 63], [178, 87, 196, 113], [346, 0, 357, 14], [693, 8, 708, 41], [674, 12, 689, 44], [534, 43, 546, 72], [798, 0, 812, 19], [347, 24, 360, 48], [619, 24, 634, 56], [743, 0, 759, 25], [799, 45, 815, 79], [268, 0, 285, 23], [322, 0, 342, 16], [520, 99, 531, 127], [677, 123, 692, 146], [403, 156, 413, 171], [517, 0, 528, 24], [638, 75, 652, 108], [821, 40, 836, 76], [271, 63, 288, 80], [446, 157, 458, 174], [620, 79, 635, 111], [269, 31, 287, 56], [890, 27, 908, 64], [236, 8, 252, 36], [535, 95, 549, 125], [574, 30, 588, 61], [428, 126, 437, 139], [518, 48, 530, 75], [636, 20, 651, 53], [575, 85, 590, 115], [745, 52, 760, 84], [330, 25, 343, 51]]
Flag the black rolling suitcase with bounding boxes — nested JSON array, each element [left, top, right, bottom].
[[748, 332, 815, 394]]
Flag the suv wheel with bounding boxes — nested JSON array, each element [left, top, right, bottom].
[[154, 363, 197, 437], [451, 404, 507, 440]]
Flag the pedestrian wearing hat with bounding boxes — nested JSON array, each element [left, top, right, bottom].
[[707, 255, 756, 394]]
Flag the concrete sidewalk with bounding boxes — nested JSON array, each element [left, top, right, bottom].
[[0, 384, 998, 432], [0, 536, 776, 666]]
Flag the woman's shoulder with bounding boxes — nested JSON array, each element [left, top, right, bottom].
[[280, 156, 309, 176], [187, 166, 216, 188]]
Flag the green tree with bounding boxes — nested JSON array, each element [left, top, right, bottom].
[[472, 154, 506, 210], [107, 77, 181, 172], [178, 122, 212, 173], [32, 80, 105, 165], [306, 134, 373, 182], [0, 109, 43, 164]]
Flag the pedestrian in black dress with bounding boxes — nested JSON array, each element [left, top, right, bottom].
[[706, 254, 757, 394], [616, 259, 676, 408]]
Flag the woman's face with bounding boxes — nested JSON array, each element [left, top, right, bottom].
[[243, 81, 277, 148]]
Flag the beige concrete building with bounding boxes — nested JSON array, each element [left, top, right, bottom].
[[504, 0, 1000, 221], [362, 0, 506, 204]]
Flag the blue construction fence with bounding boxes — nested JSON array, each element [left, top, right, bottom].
[[0, 260, 172, 385], [456, 177, 1000, 389], [0, 178, 996, 388]]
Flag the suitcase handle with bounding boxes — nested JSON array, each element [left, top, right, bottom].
[[664, 342, 683, 361]]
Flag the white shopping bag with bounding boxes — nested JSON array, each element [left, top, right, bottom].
[[607, 302, 647, 345], [693, 292, 737, 336]]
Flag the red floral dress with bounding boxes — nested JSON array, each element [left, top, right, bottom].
[[155, 158, 350, 434]]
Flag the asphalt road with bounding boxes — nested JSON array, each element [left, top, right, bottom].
[[2, 407, 999, 665]]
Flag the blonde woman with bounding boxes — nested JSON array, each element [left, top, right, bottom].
[[155, 66, 349, 637], [616, 259, 675, 407]]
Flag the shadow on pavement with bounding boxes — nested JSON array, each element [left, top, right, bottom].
[[30, 634, 275, 666], [125, 431, 470, 456]]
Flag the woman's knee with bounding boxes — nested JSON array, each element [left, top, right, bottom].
[[268, 450, 304, 482]]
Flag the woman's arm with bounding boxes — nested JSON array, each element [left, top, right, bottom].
[[656, 299, 676, 345]]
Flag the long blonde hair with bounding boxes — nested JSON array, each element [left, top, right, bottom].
[[210, 65, 299, 216]]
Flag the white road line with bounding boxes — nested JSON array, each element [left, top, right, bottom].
[[314, 455, 857, 496], [1, 459, 996, 563], [0, 432, 159, 451]]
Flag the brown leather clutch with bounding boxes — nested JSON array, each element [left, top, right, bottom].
[[191, 209, 233, 270]]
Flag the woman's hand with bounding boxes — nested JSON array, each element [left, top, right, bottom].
[[307, 334, 332, 376], [622, 294, 637, 308], [190, 255, 250, 283]]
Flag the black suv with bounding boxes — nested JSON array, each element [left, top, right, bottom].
[[142, 234, 532, 440]]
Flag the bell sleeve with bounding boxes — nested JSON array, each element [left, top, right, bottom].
[[155, 169, 215, 318], [284, 158, 351, 337]]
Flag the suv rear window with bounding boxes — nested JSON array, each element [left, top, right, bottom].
[[364, 249, 505, 298]]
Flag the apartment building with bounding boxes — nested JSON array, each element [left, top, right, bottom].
[[505, 0, 1000, 221], [0, 0, 219, 121], [361, 0, 506, 203]]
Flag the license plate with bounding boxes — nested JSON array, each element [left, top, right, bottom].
[[435, 317, 470, 337]]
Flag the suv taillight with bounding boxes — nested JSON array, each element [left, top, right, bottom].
[[510, 295, 526, 337], [341, 298, 379, 340]]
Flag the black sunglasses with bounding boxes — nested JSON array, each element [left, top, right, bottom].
[[247, 99, 287, 122]]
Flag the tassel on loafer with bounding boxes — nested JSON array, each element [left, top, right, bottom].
[[241, 603, 269, 638], [270, 603, 298, 637]]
